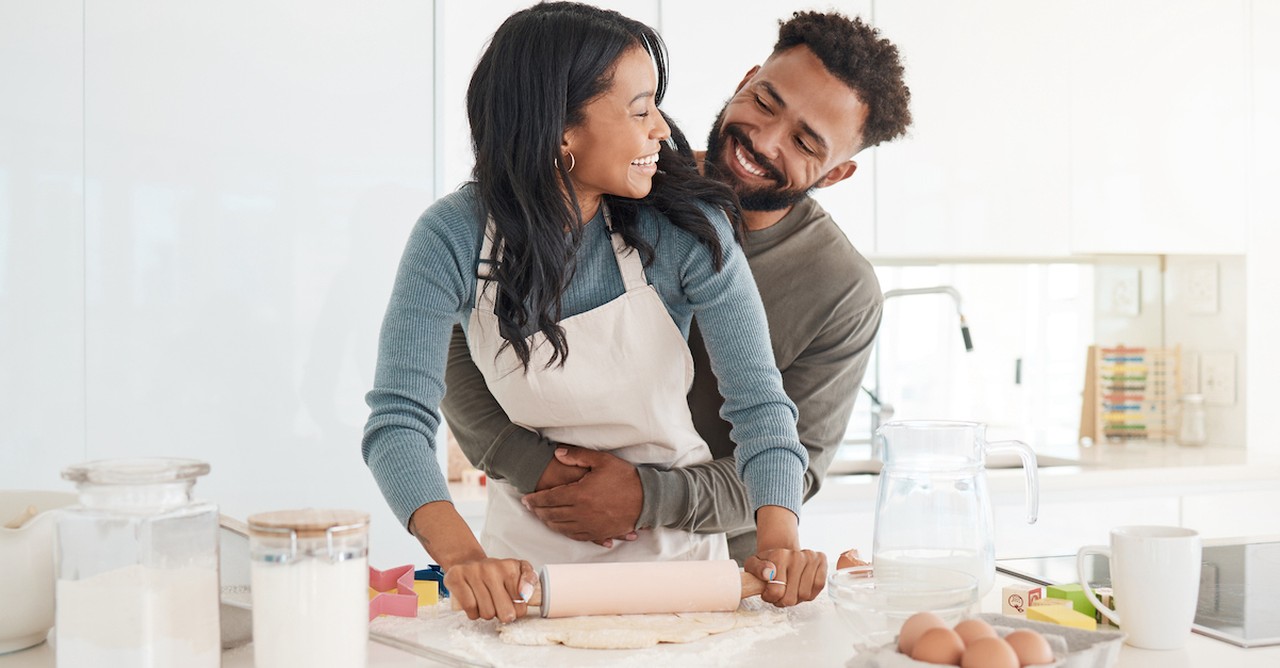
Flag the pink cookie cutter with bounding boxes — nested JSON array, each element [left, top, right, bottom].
[[369, 564, 418, 621]]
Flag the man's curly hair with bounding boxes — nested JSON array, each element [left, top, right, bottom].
[[773, 11, 911, 151]]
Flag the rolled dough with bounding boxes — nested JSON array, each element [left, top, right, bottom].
[[498, 610, 781, 649]]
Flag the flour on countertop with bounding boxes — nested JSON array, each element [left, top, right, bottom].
[[370, 596, 817, 668]]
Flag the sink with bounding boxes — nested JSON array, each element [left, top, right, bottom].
[[828, 443, 1081, 476]]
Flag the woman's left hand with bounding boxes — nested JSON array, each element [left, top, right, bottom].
[[744, 547, 828, 608]]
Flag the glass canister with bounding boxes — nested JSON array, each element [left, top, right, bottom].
[[1178, 393, 1208, 446], [55, 458, 221, 668], [248, 508, 370, 668]]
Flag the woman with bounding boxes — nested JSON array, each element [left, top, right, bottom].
[[363, 2, 825, 622]]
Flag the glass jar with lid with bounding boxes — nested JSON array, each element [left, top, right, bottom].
[[248, 508, 370, 668], [55, 458, 221, 668], [1178, 393, 1208, 446]]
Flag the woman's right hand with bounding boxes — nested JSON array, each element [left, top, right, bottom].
[[443, 557, 538, 622], [409, 501, 538, 622]]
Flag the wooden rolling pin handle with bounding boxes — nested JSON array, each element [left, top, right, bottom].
[[740, 571, 767, 599]]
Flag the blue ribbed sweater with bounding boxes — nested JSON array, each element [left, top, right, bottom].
[[362, 185, 806, 529]]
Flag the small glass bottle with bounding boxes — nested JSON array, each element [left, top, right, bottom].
[[249, 508, 370, 668], [55, 458, 221, 668], [1178, 393, 1208, 446]]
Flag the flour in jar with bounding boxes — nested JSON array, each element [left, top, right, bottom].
[[251, 556, 368, 668], [55, 564, 220, 668]]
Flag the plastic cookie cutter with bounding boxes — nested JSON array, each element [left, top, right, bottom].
[[415, 564, 449, 600], [368, 564, 418, 621]]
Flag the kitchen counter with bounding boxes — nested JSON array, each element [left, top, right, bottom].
[[4, 571, 1278, 667]]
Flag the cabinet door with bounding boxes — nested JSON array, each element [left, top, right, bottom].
[[82, 0, 435, 566], [1067, 0, 1250, 254], [0, 0, 86, 490], [873, 0, 1072, 259]]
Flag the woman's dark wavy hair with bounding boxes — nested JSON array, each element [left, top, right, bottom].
[[467, 1, 741, 370]]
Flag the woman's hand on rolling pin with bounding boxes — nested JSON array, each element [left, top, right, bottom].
[[745, 548, 828, 608], [443, 558, 538, 623]]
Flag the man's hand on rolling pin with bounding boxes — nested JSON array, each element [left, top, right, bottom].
[[443, 558, 538, 623], [522, 447, 641, 547]]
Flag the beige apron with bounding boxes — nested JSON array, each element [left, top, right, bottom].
[[467, 207, 729, 568]]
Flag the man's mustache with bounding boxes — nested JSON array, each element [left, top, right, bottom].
[[721, 125, 785, 184]]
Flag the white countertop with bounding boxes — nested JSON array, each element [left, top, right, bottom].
[[6, 444, 1278, 667], [4, 570, 1277, 667]]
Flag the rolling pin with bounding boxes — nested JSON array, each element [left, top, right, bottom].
[[452, 560, 767, 618]]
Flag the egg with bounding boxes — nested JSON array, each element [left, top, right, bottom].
[[912, 627, 966, 666], [1005, 629, 1056, 666], [836, 548, 867, 570], [961, 636, 1020, 668], [953, 618, 997, 646], [897, 611, 947, 655]]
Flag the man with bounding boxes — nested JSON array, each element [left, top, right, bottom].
[[442, 11, 911, 564]]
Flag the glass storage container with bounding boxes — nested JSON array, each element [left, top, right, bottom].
[[1178, 393, 1208, 446], [55, 458, 220, 668], [249, 508, 369, 668]]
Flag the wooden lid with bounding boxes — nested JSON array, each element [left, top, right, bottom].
[[247, 508, 369, 537]]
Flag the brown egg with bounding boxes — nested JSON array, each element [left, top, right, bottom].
[[836, 548, 867, 570], [953, 618, 997, 646], [912, 627, 966, 666], [898, 611, 947, 655], [961, 637, 1020, 668], [1005, 629, 1055, 666]]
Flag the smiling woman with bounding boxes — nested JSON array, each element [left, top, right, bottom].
[[362, 0, 828, 624], [562, 46, 671, 207]]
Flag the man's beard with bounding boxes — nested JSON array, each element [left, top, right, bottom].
[[705, 102, 816, 212]]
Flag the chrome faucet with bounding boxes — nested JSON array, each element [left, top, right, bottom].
[[865, 285, 974, 453]]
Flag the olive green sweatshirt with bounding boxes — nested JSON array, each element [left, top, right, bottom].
[[441, 195, 881, 562]]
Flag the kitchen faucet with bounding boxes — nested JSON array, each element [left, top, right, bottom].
[[864, 285, 974, 454]]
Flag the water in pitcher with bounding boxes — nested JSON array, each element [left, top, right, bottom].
[[874, 548, 993, 597], [871, 421, 1038, 597]]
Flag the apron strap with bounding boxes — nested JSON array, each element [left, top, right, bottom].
[[477, 205, 649, 313], [475, 218, 500, 313], [602, 204, 647, 293]]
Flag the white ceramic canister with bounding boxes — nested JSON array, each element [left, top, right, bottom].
[[248, 508, 370, 668]]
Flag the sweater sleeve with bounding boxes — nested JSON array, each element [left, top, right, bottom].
[[637, 293, 881, 534], [441, 323, 557, 494], [679, 209, 807, 517], [362, 198, 476, 529]]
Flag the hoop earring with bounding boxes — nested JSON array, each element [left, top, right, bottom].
[[556, 151, 576, 174]]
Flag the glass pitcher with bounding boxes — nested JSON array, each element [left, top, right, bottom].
[[871, 421, 1039, 595]]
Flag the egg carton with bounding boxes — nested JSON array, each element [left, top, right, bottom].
[[845, 612, 1126, 668]]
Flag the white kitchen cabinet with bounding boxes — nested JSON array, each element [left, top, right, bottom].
[[872, 0, 1073, 259], [0, 0, 86, 492], [79, 1, 436, 565], [1066, 0, 1250, 255], [1181, 489, 1280, 539]]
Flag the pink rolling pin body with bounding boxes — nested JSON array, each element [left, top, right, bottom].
[[540, 560, 764, 618]]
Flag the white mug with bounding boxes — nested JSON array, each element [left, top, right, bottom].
[[1077, 525, 1202, 650]]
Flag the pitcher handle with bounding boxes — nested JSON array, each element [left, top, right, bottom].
[[985, 439, 1039, 524]]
